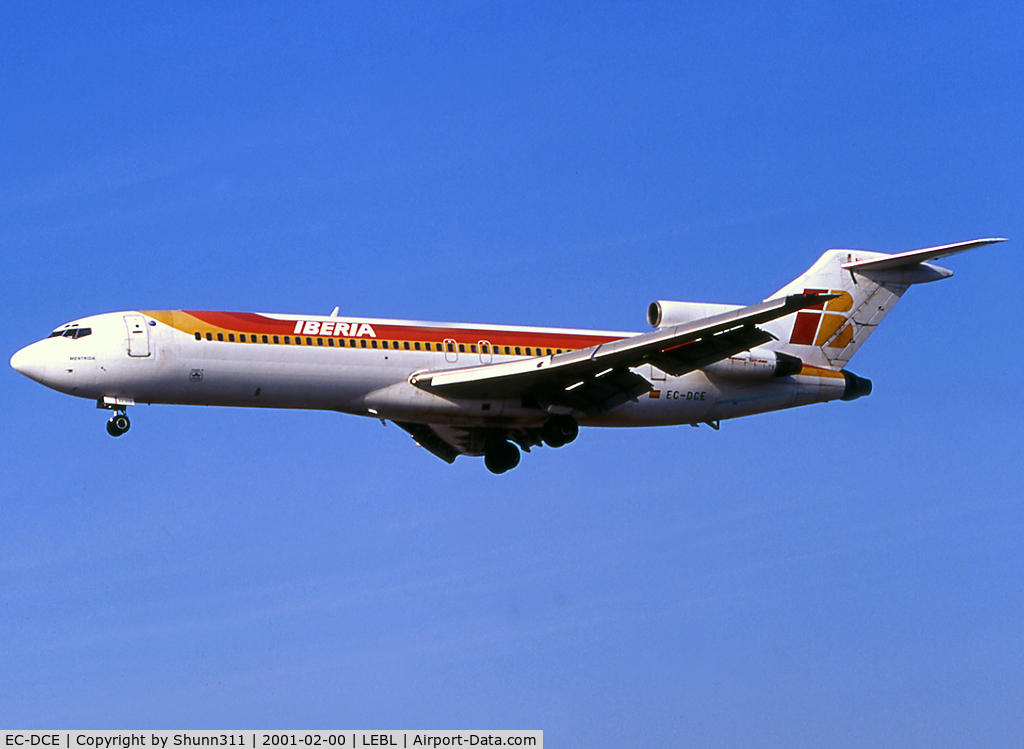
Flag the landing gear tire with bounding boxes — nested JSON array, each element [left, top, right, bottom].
[[106, 413, 130, 437], [542, 415, 579, 448], [484, 440, 521, 474]]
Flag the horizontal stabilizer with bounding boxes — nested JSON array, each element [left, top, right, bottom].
[[841, 238, 1006, 272]]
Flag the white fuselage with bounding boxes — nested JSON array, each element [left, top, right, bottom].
[[11, 309, 847, 429]]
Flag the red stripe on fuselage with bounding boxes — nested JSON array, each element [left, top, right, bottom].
[[181, 311, 622, 349]]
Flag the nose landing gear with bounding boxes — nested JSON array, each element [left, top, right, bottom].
[[98, 396, 135, 438], [106, 411, 131, 437]]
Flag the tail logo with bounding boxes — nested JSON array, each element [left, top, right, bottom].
[[789, 289, 855, 348]]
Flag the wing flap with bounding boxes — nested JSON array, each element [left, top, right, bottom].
[[647, 325, 775, 377], [551, 366, 653, 415], [393, 421, 463, 463]]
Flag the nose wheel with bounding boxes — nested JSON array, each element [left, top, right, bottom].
[[106, 412, 131, 437]]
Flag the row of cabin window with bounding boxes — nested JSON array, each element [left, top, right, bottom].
[[193, 331, 569, 356]]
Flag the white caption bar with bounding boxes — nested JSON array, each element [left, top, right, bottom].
[[0, 733, 541, 749]]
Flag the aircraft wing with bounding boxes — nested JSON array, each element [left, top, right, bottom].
[[412, 293, 832, 416]]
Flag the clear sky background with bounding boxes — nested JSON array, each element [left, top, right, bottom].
[[2, 1, 1022, 743]]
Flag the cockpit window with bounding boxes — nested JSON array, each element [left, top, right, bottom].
[[48, 327, 92, 339]]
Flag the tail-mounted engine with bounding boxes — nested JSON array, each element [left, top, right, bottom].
[[646, 301, 802, 380], [700, 348, 803, 380], [647, 300, 742, 329]]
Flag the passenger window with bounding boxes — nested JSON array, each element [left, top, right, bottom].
[[328, 338, 334, 347], [404, 341, 410, 350], [458, 344, 465, 353], [306, 337, 313, 345], [447, 342, 455, 353], [239, 334, 246, 342], [228, 334, 236, 342], [206, 333, 213, 341], [414, 342, 421, 350], [317, 338, 323, 346], [195, 332, 201, 340], [515, 347, 521, 355], [361, 339, 367, 348], [217, 333, 224, 342], [284, 336, 291, 344], [263, 335, 269, 343], [546, 348, 552, 355], [482, 344, 489, 354], [470, 344, 477, 353], [295, 337, 302, 345], [394, 341, 400, 349], [273, 336, 280, 344], [382, 340, 389, 349]]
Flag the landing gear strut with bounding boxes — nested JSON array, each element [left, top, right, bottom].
[[484, 439, 520, 474], [106, 411, 130, 437]]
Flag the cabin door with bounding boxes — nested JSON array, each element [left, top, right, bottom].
[[124, 314, 151, 357]]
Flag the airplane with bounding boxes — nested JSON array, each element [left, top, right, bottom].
[[10, 238, 1003, 473]]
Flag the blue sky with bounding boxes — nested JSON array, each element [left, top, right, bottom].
[[2, 1, 1022, 742]]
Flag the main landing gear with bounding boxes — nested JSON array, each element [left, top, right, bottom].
[[483, 416, 580, 474], [541, 414, 579, 448], [106, 411, 131, 437], [484, 438, 520, 475]]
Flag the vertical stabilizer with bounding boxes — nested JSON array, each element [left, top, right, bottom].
[[760, 239, 1004, 370]]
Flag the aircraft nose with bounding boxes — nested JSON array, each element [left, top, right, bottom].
[[11, 341, 48, 384]]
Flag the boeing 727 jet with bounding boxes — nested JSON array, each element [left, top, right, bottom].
[[11, 238, 1003, 472]]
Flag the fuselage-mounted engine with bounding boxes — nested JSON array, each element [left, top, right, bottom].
[[646, 300, 802, 379]]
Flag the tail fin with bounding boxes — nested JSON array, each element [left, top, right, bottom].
[[761, 238, 1005, 370]]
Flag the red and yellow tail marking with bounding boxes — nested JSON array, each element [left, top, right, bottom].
[[788, 290, 854, 348], [797, 363, 846, 379]]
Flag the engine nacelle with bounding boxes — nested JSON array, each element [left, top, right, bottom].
[[700, 348, 803, 380], [647, 300, 742, 328]]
